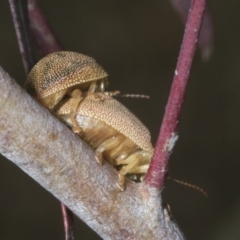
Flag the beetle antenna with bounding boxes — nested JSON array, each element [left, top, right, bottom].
[[168, 176, 208, 197], [103, 91, 150, 99], [120, 94, 150, 99]]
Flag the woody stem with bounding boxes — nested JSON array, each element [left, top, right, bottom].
[[145, 0, 206, 189]]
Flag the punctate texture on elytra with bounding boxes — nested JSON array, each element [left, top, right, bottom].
[[25, 51, 108, 109], [25, 51, 153, 190]]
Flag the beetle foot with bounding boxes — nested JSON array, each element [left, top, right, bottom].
[[72, 125, 81, 134], [69, 115, 82, 134], [95, 151, 103, 165], [117, 173, 125, 191]]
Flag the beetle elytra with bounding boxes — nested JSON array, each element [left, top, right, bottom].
[[25, 51, 108, 110], [26, 51, 153, 190], [56, 91, 154, 190]]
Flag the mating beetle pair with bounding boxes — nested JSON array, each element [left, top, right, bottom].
[[25, 51, 154, 190]]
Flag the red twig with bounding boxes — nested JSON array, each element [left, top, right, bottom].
[[170, 0, 213, 61], [28, 0, 61, 55], [61, 204, 75, 240], [145, 0, 206, 189]]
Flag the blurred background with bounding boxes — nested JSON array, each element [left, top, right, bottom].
[[0, 0, 240, 239]]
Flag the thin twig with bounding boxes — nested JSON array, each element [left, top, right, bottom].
[[61, 204, 75, 240], [8, 0, 36, 73], [145, 0, 206, 189], [28, 0, 62, 55], [170, 0, 213, 61]]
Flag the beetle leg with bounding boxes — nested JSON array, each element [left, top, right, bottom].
[[120, 155, 150, 178], [117, 174, 125, 191], [99, 80, 105, 92], [70, 115, 82, 134], [119, 155, 141, 174], [115, 153, 128, 163], [116, 151, 151, 189], [116, 152, 141, 165], [88, 81, 98, 92], [56, 94, 83, 134], [130, 164, 149, 175], [69, 90, 83, 133], [88, 79, 107, 93], [95, 150, 103, 165], [95, 136, 121, 165], [69, 89, 83, 98], [117, 154, 142, 190]]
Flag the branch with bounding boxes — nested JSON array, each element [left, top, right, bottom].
[[145, 0, 206, 189], [0, 67, 185, 239]]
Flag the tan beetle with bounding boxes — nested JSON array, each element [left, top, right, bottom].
[[25, 51, 154, 190], [25, 51, 108, 109]]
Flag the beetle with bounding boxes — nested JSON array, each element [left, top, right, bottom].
[[56, 91, 154, 190], [25, 51, 108, 110], [25, 51, 154, 190]]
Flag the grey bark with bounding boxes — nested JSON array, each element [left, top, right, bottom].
[[0, 66, 185, 240]]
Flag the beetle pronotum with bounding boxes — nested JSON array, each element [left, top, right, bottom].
[[25, 51, 154, 190]]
